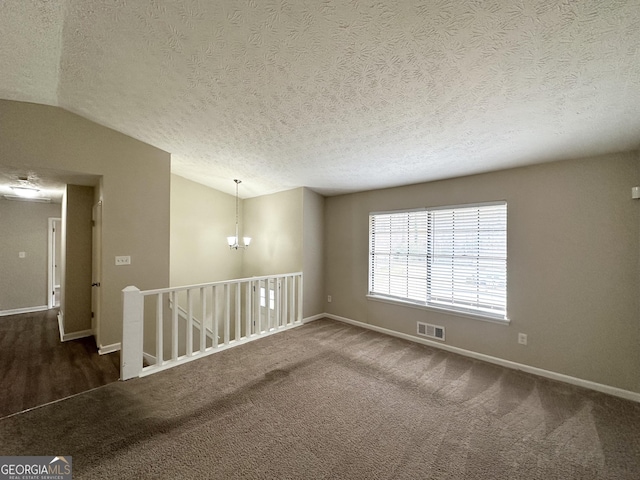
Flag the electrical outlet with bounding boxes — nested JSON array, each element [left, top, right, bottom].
[[115, 255, 131, 266], [327, 295, 332, 303], [18, 251, 26, 258], [518, 333, 528, 345]]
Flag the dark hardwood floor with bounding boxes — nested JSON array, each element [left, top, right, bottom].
[[0, 308, 120, 418]]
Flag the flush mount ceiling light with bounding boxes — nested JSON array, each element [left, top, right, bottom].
[[10, 185, 40, 198], [4, 182, 51, 202], [3, 194, 52, 203], [227, 179, 251, 250]]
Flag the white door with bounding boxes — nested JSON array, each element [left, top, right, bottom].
[[47, 218, 62, 309], [259, 279, 277, 331], [91, 201, 102, 344]]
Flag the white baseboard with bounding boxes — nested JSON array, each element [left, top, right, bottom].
[[99, 342, 121, 355], [57, 312, 93, 342], [302, 313, 325, 324], [63, 329, 93, 342], [143, 352, 157, 365], [57, 312, 65, 341], [0, 305, 49, 317], [324, 313, 640, 404]]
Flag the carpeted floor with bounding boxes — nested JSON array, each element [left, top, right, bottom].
[[1, 318, 639, 479]]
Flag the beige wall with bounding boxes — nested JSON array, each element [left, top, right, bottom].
[[324, 152, 640, 393], [242, 188, 303, 277], [170, 182, 325, 320], [170, 179, 311, 288], [302, 188, 325, 318], [170, 175, 242, 286], [243, 187, 324, 319], [0, 199, 61, 311], [60, 184, 93, 333], [0, 100, 171, 347]]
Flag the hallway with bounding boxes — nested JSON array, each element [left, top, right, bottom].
[[0, 308, 119, 418]]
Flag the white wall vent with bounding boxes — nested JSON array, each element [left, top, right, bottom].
[[417, 322, 445, 341]]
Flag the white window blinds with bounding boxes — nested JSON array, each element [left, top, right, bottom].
[[369, 202, 507, 319]]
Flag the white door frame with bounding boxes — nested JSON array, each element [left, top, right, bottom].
[[92, 201, 102, 344], [47, 217, 61, 309]]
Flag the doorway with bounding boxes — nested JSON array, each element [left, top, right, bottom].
[[47, 217, 61, 309]]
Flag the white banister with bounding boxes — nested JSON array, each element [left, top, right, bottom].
[[235, 282, 241, 342], [297, 275, 303, 323], [200, 286, 206, 353], [275, 277, 281, 328], [121, 286, 144, 380], [187, 289, 194, 357], [224, 284, 230, 345], [121, 272, 303, 379], [156, 294, 163, 365], [256, 280, 263, 333], [171, 291, 178, 361], [213, 285, 219, 348], [289, 277, 295, 325], [244, 282, 251, 338]]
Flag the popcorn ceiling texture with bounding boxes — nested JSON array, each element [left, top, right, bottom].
[[0, 1, 65, 106], [1, 0, 640, 197]]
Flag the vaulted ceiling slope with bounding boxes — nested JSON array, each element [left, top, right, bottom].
[[1, 0, 640, 197]]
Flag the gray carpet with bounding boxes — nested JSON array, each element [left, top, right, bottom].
[[1, 319, 639, 479]]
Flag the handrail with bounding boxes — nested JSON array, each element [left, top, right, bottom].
[[169, 299, 217, 339], [139, 271, 303, 296]]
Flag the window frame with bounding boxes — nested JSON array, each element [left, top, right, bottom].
[[259, 286, 275, 310], [367, 201, 509, 324]]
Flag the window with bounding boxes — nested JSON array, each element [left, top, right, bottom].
[[260, 286, 275, 310], [368, 202, 507, 321]]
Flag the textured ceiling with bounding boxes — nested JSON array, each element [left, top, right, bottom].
[[0, 165, 98, 204], [1, 0, 640, 197]]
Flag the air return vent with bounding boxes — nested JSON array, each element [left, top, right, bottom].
[[417, 322, 445, 341]]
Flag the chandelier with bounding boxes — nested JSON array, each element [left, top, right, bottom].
[[227, 179, 251, 250]]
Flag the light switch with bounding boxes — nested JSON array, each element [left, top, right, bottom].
[[115, 255, 131, 265], [18, 251, 26, 258]]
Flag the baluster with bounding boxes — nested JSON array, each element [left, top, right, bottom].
[[235, 282, 241, 341], [187, 289, 193, 356], [297, 274, 303, 323], [171, 290, 178, 361], [200, 286, 206, 353], [257, 280, 263, 334], [275, 277, 281, 328], [282, 277, 289, 326], [245, 282, 251, 338], [213, 285, 219, 348], [224, 283, 230, 345], [156, 293, 163, 365], [289, 276, 295, 325], [266, 278, 272, 331]]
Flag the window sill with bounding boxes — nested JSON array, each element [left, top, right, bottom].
[[366, 294, 510, 326]]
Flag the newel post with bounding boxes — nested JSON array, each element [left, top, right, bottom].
[[121, 286, 144, 380]]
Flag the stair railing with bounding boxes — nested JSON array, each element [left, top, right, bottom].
[[121, 272, 303, 380]]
